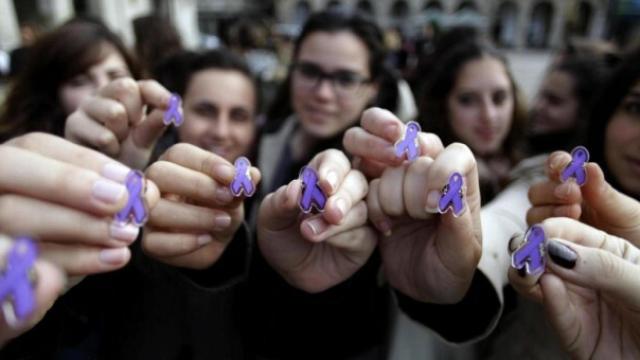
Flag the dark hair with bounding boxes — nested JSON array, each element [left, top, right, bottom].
[[419, 41, 527, 164], [133, 14, 183, 78], [0, 18, 138, 141], [155, 49, 259, 112], [587, 45, 640, 195], [263, 9, 397, 133]]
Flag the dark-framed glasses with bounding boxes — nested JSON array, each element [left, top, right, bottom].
[[292, 61, 372, 97]]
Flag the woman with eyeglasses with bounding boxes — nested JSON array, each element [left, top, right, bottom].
[[244, 10, 404, 359]]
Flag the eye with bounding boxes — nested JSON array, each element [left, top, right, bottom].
[[296, 63, 323, 80], [333, 72, 363, 88], [67, 75, 91, 87], [622, 100, 640, 116], [230, 108, 252, 123], [493, 90, 509, 106], [193, 103, 218, 118], [456, 93, 476, 106]]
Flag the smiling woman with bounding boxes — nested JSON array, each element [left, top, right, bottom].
[[0, 18, 138, 142]]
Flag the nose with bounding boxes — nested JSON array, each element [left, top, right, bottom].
[[480, 98, 498, 125], [211, 116, 230, 139], [94, 74, 111, 93], [312, 78, 336, 100]]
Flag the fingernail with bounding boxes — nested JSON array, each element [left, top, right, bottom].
[[386, 123, 399, 137], [508, 234, 520, 253], [326, 171, 339, 192], [110, 222, 140, 244], [425, 190, 440, 213], [554, 183, 571, 199], [93, 179, 127, 204], [214, 214, 232, 229], [335, 197, 347, 219], [99, 248, 128, 265], [215, 187, 234, 203], [550, 154, 564, 171], [377, 220, 392, 237], [547, 240, 577, 269], [102, 163, 131, 183], [212, 164, 235, 180], [304, 217, 327, 236], [197, 234, 213, 246]]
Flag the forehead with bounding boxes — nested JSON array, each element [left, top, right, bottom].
[[454, 56, 511, 89], [541, 70, 575, 94], [296, 31, 370, 73], [186, 69, 256, 109]]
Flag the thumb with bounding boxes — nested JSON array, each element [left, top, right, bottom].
[[258, 180, 302, 232], [581, 162, 640, 239]]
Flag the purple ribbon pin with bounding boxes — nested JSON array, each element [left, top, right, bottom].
[[511, 225, 546, 275], [299, 167, 327, 213], [163, 93, 184, 127], [561, 146, 589, 186], [0, 237, 37, 322], [114, 170, 148, 226], [394, 121, 421, 161], [230, 157, 255, 197], [438, 172, 465, 217]]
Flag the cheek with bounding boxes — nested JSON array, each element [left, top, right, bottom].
[[232, 123, 255, 145], [177, 117, 207, 143]]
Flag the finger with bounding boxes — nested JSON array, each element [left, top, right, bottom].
[[546, 151, 573, 181], [526, 204, 582, 226], [342, 126, 403, 167], [138, 79, 173, 110], [7, 133, 130, 181], [301, 201, 368, 243], [404, 156, 435, 219], [310, 149, 351, 195], [360, 107, 404, 143], [0, 146, 129, 215], [0, 195, 139, 247], [146, 160, 235, 207], [159, 143, 238, 185], [544, 235, 640, 306], [141, 231, 229, 260], [131, 108, 168, 149], [424, 143, 482, 276], [79, 96, 129, 141], [367, 179, 393, 236], [257, 180, 302, 232], [65, 110, 121, 156], [353, 157, 389, 179], [98, 78, 145, 127], [378, 165, 407, 217], [527, 180, 582, 206], [323, 169, 368, 225], [538, 273, 583, 355], [148, 199, 235, 234], [325, 225, 377, 259], [40, 242, 131, 276], [581, 162, 640, 240], [507, 233, 544, 302], [417, 132, 444, 160]]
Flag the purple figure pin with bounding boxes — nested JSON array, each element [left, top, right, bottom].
[[561, 146, 589, 186], [394, 121, 421, 161], [438, 172, 465, 217], [0, 237, 37, 324], [299, 167, 327, 213], [511, 225, 547, 275], [114, 170, 148, 226], [230, 157, 255, 197], [163, 93, 184, 127]]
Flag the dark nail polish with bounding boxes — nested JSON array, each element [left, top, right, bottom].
[[547, 240, 577, 269], [517, 267, 527, 278]]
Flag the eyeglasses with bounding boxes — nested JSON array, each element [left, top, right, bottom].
[[292, 62, 372, 97]]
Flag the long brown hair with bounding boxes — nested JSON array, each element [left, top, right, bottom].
[[0, 18, 139, 141]]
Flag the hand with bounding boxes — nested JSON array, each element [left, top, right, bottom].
[[527, 151, 640, 244], [367, 143, 482, 303], [65, 78, 174, 169], [1, 133, 159, 277], [0, 235, 66, 347], [257, 149, 376, 293], [143, 143, 259, 269], [508, 217, 640, 359], [343, 107, 443, 178]]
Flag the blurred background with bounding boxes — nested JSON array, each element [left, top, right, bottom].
[[1, 0, 639, 101]]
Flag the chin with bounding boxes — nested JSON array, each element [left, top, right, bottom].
[[300, 121, 341, 139]]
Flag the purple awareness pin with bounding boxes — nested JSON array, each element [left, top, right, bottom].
[[230, 157, 255, 197], [163, 93, 184, 127], [561, 146, 589, 186], [438, 172, 465, 217], [0, 237, 37, 323], [114, 170, 148, 226], [511, 225, 547, 275], [299, 166, 327, 213], [394, 121, 421, 161]]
